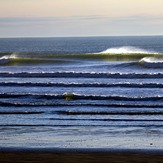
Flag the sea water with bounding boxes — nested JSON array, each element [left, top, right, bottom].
[[0, 36, 163, 149]]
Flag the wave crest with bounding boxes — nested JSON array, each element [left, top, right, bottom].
[[0, 53, 18, 64], [99, 46, 158, 54], [139, 57, 163, 68]]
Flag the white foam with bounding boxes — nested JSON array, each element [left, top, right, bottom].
[[10, 53, 17, 59], [99, 46, 158, 54], [139, 57, 163, 68], [0, 56, 10, 64], [0, 54, 17, 64]]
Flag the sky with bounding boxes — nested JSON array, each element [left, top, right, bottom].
[[0, 0, 163, 38]]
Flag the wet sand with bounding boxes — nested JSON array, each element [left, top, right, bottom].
[[1, 148, 163, 163]]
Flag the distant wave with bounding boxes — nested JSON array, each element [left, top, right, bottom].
[[99, 46, 159, 54], [0, 55, 70, 66], [56, 110, 163, 116], [139, 57, 163, 68], [0, 50, 162, 66], [1, 81, 163, 88], [0, 93, 163, 108], [1, 71, 163, 78], [0, 92, 163, 101]]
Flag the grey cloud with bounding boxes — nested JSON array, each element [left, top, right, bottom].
[[0, 15, 163, 37], [0, 14, 163, 25]]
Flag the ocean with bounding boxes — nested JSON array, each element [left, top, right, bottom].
[[0, 36, 163, 149]]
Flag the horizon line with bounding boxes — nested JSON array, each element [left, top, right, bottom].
[[0, 34, 163, 39]]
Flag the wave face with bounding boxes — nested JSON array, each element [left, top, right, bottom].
[[0, 45, 162, 66], [0, 52, 162, 66], [1, 36, 163, 149]]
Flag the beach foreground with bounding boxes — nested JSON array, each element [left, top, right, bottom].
[[1, 148, 163, 163]]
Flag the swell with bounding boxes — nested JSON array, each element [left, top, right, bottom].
[[0, 93, 163, 108], [1, 72, 163, 78], [0, 57, 71, 66], [0, 52, 163, 66], [0, 82, 163, 88], [0, 111, 44, 114], [1, 124, 163, 127], [0, 93, 163, 101], [56, 111, 163, 115], [48, 118, 163, 122], [0, 102, 163, 108], [1, 52, 161, 58], [1, 110, 163, 115]]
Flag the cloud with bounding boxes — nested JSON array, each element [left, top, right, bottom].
[[0, 15, 163, 37], [110, 15, 163, 23], [0, 14, 163, 24]]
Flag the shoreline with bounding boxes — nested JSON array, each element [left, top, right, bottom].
[[1, 148, 163, 163]]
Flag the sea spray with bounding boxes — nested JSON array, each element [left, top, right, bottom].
[[99, 46, 159, 54]]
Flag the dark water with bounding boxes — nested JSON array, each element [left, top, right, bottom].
[[0, 36, 163, 149]]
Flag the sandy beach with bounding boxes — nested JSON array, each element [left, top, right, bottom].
[[1, 148, 163, 163]]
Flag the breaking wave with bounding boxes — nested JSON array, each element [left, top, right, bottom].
[[99, 46, 159, 54], [0, 92, 163, 101], [1, 71, 163, 78], [0, 53, 17, 64], [139, 57, 163, 68], [1, 81, 163, 88], [0, 50, 162, 66], [0, 93, 163, 108]]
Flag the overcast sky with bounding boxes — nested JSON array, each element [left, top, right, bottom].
[[0, 0, 163, 37]]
